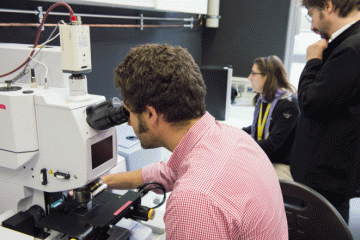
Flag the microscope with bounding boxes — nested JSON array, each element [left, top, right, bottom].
[[0, 17, 156, 239]]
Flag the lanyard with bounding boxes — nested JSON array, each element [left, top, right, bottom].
[[257, 102, 271, 141]]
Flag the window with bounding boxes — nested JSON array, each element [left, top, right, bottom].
[[285, 1, 320, 90]]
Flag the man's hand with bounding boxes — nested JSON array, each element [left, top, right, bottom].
[[306, 38, 329, 61]]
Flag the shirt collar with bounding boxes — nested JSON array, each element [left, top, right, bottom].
[[330, 21, 357, 42]]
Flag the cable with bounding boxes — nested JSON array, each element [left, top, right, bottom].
[[26, 31, 62, 82], [0, 67, 30, 84], [27, 32, 60, 80], [27, 20, 64, 67], [39, 32, 60, 47], [137, 182, 167, 209], [138, 182, 166, 193], [0, 20, 64, 84], [29, 56, 48, 80], [0, 2, 74, 79], [38, 20, 65, 48]]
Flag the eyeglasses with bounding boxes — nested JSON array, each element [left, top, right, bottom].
[[305, 7, 318, 23], [305, 14, 312, 23], [250, 71, 264, 75]]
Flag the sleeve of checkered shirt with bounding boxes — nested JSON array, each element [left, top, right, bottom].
[[165, 189, 235, 240], [142, 161, 177, 192]]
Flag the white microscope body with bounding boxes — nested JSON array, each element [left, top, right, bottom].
[[0, 16, 158, 239], [0, 85, 116, 214], [0, 19, 116, 220]]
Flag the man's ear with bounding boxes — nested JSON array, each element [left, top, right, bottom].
[[324, 0, 335, 14], [145, 105, 161, 127]]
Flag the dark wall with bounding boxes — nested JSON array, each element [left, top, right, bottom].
[[1, 0, 291, 98], [202, 0, 291, 77], [0, 0, 202, 99]]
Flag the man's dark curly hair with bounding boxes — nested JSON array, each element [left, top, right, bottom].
[[114, 44, 206, 123], [301, 0, 360, 17]]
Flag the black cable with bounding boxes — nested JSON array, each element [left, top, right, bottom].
[[137, 182, 167, 209], [141, 187, 166, 209], [138, 182, 166, 191]]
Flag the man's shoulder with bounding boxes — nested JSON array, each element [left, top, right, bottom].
[[200, 123, 259, 152], [278, 93, 298, 104], [200, 121, 250, 141], [339, 30, 360, 53], [276, 94, 299, 110]]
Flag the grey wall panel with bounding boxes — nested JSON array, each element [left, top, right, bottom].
[[202, 0, 291, 78]]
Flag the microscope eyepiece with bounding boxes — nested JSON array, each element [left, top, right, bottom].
[[86, 97, 129, 130]]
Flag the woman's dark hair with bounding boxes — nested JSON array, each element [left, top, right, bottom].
[[114, 44, 206, 123], [252, 55, 295, 105]]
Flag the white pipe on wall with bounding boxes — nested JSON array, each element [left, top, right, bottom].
[[206, 0, 220, 28]]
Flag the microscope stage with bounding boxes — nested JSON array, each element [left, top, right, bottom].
[[37, 191, 142, 237]]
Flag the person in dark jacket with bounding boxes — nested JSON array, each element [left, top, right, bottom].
[[290, 0, 360, 223], [243, 55, 300, 180]]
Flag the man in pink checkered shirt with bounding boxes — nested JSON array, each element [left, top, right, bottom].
[[102, 43, 288, 239]]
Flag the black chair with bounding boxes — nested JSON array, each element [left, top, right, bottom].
[[279, 179, 354, 240]]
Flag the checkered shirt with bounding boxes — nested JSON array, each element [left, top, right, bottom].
[[142, 112, 288, 239]]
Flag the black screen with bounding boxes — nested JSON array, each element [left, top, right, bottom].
[[200, 66, 231, 120], [91, 136, 113, 170]]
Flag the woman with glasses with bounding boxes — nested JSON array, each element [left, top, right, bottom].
[[243, 55, 300, 180]]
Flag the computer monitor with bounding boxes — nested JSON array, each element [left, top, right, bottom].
[[200, 66, 233, 121]]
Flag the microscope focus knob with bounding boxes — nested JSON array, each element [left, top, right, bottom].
[[129, 205, 155, 221], [87, 178, 108, 196]]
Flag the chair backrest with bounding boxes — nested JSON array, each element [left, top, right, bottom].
[[279, 179, 354, 240]]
